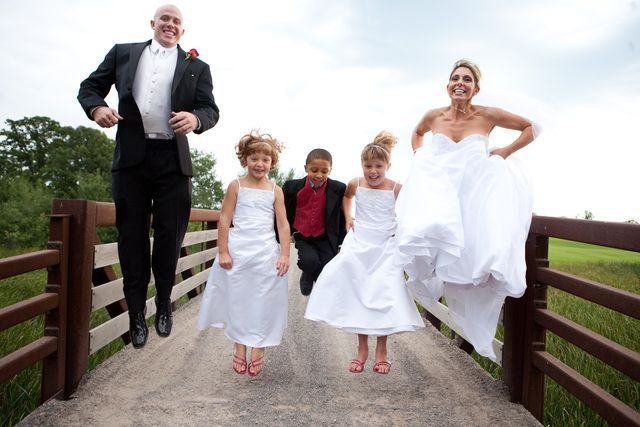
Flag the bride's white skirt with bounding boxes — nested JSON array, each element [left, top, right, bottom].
[[305, 224, 424, 336], [396, 134, 533, 360]]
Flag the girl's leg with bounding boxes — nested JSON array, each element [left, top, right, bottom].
[[373, 335, 391, 374], [248, 347, 265, 377], [233, 342, 247, 374], [349, 334, 369, 373]]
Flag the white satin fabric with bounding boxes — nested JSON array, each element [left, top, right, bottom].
[[395, 133, 533, 360], [197, 184, 288, 347], [305, 185, 425, 336]]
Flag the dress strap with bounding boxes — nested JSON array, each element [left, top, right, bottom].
[[391, 181, 397, 191], [357, 178, 361, 187], [236, 178, 241, 188], [272, 180, 276, 192]]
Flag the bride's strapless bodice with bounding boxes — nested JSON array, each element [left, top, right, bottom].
[[427, 133, 489, 156]]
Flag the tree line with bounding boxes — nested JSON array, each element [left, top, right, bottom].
[[0, 116, 295, 248]]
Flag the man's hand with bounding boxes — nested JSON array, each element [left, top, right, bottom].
[[92, 106, 123, 128], [169, 111, 199, 135]]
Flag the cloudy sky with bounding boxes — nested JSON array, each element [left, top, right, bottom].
[[2, 0, 639, 221]]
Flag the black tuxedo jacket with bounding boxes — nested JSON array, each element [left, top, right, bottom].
[[77, 41, 219, 176], [283, 177, 347, 254]]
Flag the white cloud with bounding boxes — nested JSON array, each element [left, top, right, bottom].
[[507, 0, 634, 49]]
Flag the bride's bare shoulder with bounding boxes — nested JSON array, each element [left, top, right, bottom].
[[419, 107, 447, 122]]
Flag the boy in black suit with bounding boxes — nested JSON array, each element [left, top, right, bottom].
[[283, 149, 346, 295]]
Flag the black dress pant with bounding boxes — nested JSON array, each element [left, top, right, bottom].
[[294, 234, 335, 281], [112, 140, 191, 312]]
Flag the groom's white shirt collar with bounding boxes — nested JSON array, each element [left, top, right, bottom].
[[149, 39, 178, 56]]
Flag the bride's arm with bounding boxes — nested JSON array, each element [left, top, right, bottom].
[[487, 107, 535, 158], [411, 109, 437, 152]]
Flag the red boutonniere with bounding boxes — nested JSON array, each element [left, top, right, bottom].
[[185, 48, 199, 61]]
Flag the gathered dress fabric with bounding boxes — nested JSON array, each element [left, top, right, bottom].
[[305, 182, 425, 336], [197, 182, 288, 347], [395, 133, 533, 360]]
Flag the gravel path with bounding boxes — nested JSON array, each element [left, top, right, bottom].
[[21, 262, 540, 426]]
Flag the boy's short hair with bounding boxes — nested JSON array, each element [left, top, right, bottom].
[[305, 148, 333, 166]]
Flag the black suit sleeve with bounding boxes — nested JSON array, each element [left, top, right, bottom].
[[77, 44, 118, 120], [191, 62, 219, 133]]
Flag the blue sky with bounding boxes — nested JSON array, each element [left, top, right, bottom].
[[1, 0, 639, 221]]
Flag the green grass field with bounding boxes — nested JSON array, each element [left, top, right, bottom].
[[2, 239, 639, 426]]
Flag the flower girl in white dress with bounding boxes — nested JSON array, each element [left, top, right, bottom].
[[197, 131, 290, 377], [305, 132, 424, 374]]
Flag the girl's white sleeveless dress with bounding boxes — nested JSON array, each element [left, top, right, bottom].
[[395, 133, 533, 360], [197, 181, 288, 347], [305, 181, 425, 336]]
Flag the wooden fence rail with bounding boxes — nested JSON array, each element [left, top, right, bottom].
[[0, 214, 70, 402], [502, 216, 640, 427]]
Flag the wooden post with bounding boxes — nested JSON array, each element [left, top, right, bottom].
[[51, 199, 97, 398], [502, 292, 527, 402], [521, 233, 549, 422], [40, 214, 70, 402]]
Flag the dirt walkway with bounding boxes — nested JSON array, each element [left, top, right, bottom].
[[21, 265, 540, 426]]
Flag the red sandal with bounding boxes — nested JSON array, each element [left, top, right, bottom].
[[232, 355, 247, 375], [247, 357, 264, 377], [373, 361, 391, 374], [348, 359, 365, 374]]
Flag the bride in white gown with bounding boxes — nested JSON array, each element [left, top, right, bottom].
[[395, 59, 538, 361]]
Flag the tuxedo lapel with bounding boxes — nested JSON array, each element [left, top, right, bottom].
[[128, 41, 149, 86], [172, 46, 189, 94]]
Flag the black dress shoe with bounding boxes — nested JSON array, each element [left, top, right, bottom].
[[129, 311, 148, 349], [300, 271, 314, 296], [155, 297, 173, 337]]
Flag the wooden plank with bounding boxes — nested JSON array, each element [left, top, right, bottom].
[[89, 311, 129, 354], [0, 293, 58, 332], [181, 229, 219, 247], [538, 267, 640, 320], [176, 248, 217, 273], [0, 337, 57, 384], [532, 351, 640, 427], [94, 230, 218, 268], [95, 202, 116, 226], [92, 278, 126, 312], [425, 302, 503, 364], [170, 270, 210, 301], [0, 249, 59, 280], [531, 216, 640, 252], [93, 242, 119, 269], [535, 308, 640, 382]]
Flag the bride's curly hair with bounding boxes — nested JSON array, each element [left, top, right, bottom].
[[450, 59, 482, 88], [236, 130, 283, 170], [361, 131, 397, 165]]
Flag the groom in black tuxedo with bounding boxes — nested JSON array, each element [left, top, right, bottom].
[[78, 4, 219, 349]]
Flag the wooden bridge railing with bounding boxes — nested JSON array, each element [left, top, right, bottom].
[[506, 216, 640, 426], [2, 204, 639, 426], [0, 214, 70, 402], [426, 216, 640, 426], [0, 199, 219, 406]]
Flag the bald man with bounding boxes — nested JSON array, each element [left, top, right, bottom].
[[78, 4, 219, 349]]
